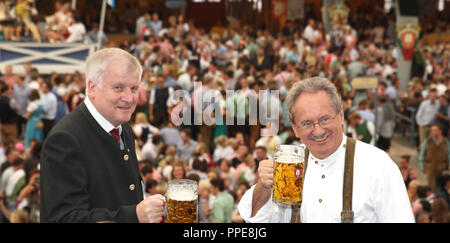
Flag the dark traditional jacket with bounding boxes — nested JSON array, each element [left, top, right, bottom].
[[41, 101, 143, 222]]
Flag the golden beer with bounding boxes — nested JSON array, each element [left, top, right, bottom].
[[166, 179, 198, 223], [166, 197, 198, 223], [272, 145, 305, 205]]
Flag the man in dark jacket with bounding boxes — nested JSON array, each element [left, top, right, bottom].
[[41, 48, 165, 223], [0, 81, 18, 142], [251, 47, 272, 72], [149, 74, 173, 128], [435, 174, 450, 210]]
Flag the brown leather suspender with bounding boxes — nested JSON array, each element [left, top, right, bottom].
[[290, 137, 356, 223], [341, 137, 356, 223], [289, 147, 308, 223]]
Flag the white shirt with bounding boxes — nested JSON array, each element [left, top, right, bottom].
[[255, 136, 282, 160], [84, 97, 124, 149], [213, 145, 235, 162], [133, 123, 159, 140], [237, 135, 414, 223], [436, 83, 447, 97], [0, 148, 5, 170], [415, 99, 440, 126], [141, 141, 159, 162], [26, 100, 41, 113], [346, 121, 376, 145], [66, 22, 86, 43], [41, 92, 57, 120], [0, 167, 14, 190], [177, 73, 192, 92], [303, 25, 315, 43], [5, 169, 25, 197]]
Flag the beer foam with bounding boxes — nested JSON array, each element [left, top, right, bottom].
[[273, 145, 305, 164], [275, 154, 303, 164], [167, 190, 197, 201]]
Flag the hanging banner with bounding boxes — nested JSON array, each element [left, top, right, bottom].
[[328, 3, 349, 28], [351, 77, 378, 90], [287, 0, 304, 19], [272, 0, 288, 19], [396, 21, 420, 61]]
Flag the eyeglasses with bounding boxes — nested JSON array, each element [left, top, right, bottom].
[[296, 114, 338, 131]]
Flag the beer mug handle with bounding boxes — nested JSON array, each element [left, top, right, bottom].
[[161, 201, 166, 223]]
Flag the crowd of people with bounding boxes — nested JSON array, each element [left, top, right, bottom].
[[0, 0, 41, 42], [0, 0, 106, 45], [1, 2, 450, 223]]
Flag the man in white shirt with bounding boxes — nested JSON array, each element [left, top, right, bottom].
[[176, 129, 198, 162], [237, 77, 414, 223], [302, 19, 315, 44], [416, 88, 440, 146], [141, 135, 163, 163], [65, 11, 86, 43], [4, 157, 24, 200], [40, 79, 57, 138], [177, 64, 196, 93]]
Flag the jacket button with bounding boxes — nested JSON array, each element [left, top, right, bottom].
[[124, 154, 129, 161], [129, 184, 135, 191]]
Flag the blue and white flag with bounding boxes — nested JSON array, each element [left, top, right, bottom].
[[107, 0, 115, 8]]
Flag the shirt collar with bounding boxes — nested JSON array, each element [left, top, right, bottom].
[[84, 97, 122, 135], [431, 136, 445, 145], [308, 134, 347, 168]]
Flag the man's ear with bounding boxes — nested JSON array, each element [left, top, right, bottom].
[[292, 123, 301, 139], [87, 80, 96, 99]]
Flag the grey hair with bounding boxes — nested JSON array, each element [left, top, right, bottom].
[[85, 48, 142, 90], [286, 77, 342, 125]]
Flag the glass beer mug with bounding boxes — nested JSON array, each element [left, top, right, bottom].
[[272, 145, 305, 205], [166, 179, 198, 223]]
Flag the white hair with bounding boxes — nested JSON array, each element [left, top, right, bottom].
[[286, 77, 342, 125], [85, 48, 142, 90]]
